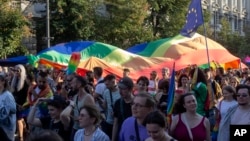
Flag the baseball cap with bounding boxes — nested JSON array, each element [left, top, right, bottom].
[[118, 77, 134, 89]]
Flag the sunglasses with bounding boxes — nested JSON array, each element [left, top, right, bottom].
[[14, 69, 21, 73], [236, 93, 249, 98]]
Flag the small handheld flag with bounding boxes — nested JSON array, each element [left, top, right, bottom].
[[67, 52, 81, 75], [180, 0, 204, 37]]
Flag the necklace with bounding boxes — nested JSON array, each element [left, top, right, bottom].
[[84, 127, 96, 136]]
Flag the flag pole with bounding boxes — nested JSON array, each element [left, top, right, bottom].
[[239, 59, 242, 73], [201, 10, 211, 69]]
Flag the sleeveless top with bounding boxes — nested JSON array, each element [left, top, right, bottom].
[[173, 114, 206, 141], [73, 94, 88, 129]]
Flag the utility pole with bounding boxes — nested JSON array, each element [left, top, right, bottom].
[[46, 0, 50, 48]]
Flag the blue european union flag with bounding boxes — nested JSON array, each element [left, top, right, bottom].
[[180, 0, 204, 37]]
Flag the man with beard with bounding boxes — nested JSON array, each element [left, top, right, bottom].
[[32, 71, 53, 99], [218, 84, 250, 141], [30, 71, 53, 117]]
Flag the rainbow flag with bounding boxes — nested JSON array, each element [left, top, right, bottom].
[[244, 56, 250, 64], [167, 62, 175, 125], [67, 52, 81, 75]]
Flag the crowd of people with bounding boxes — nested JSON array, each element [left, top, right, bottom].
[[0, 64, 249, 141]]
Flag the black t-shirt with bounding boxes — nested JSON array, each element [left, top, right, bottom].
[[113, 98, 132, 135], [40, 117, 72, 141], [13, 81, 29, 105]]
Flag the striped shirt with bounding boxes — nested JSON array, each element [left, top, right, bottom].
[[74, 127, 110, 141]]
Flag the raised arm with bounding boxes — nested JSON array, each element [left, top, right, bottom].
[[27, 98, 43, 127], [60, 100, 74, 129]]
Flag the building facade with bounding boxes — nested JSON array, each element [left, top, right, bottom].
[[202, 0, 250, 36], [10, 0, 46, 54]]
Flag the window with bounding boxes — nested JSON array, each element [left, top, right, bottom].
[[234, 16, 238, 31]]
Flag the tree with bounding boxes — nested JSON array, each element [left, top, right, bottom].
[[146, 0, 190, 38], [0, 0, 29, 58], [36, 0, 102, 51], [36, 0, 219, 50], [196, 10, 214, 39], [93, 0, 155, 48]]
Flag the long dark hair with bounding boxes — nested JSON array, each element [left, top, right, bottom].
[[173, 93, 195, 114], [143, 111, 166, 128], [189, 68, 207, 85], [177, 74, 189, 87]]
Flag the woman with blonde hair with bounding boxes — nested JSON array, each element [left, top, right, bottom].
[[10, 64, 29, 141], [229, 76, 239, 88]]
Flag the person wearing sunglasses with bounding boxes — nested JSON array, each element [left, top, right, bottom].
[[218, 84, 250, 141], [10, 64, 29, 141]]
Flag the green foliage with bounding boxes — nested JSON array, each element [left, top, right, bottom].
[[36, 0, 191, 49], [36, 0, 101, 50], [0, 0, 29, 58], [93, 0, 154, 48], [147, 0, 190, 38]]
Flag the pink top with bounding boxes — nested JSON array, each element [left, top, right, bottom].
[[173, 114, 206, 141]]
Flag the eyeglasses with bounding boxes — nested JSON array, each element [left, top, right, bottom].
[[131, 102, 146, 108], [236, 93, 249, 98]]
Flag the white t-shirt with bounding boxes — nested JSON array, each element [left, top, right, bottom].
[[95, 78, 106, 97], [231, 107, 250, 125], [216, 100, 237, 120], [148, 80, 156, 96]]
